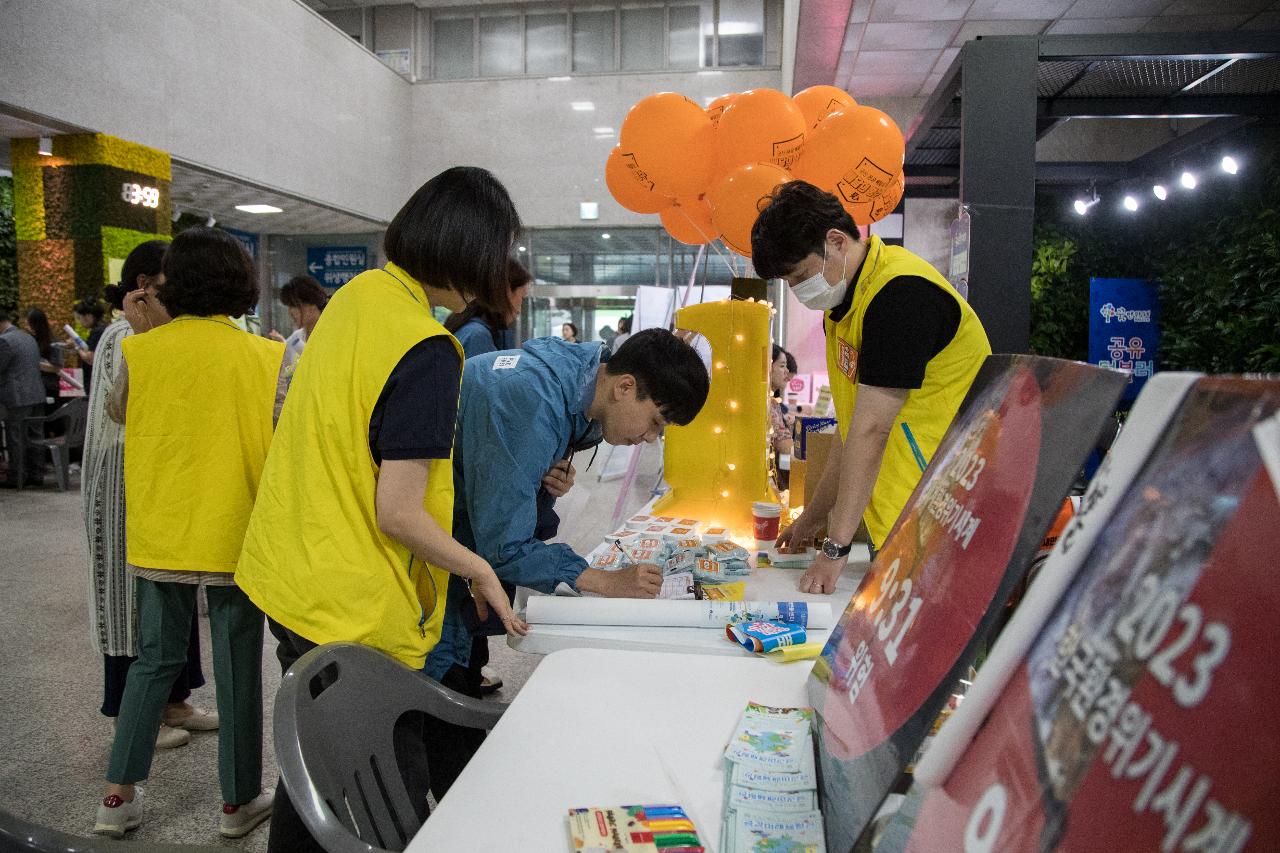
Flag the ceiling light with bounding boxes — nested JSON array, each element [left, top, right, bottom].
[[1123, 195, 1139, 212], [1152, 184, 1168, 201], [571, 101, 595, 111], [1180, 171, 1197, 189], [601, 233, 611, 240], [205, 214, 217, 227], [579, 202, 599, 220], [1073, 199, 1089, 216], [548, 76, 572, 82], [37, 136, 53, 156], [1073, 189, 1099, 216], [234, 204, 283, 214], [1220, 155, 1239, 175], [593, 127, 614, 135], [517, 245, 527, 253]]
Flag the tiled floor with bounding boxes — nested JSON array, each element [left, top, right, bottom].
[[0, 440, 663, 848]]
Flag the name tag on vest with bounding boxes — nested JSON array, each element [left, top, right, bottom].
[[493, 354, 521, 370], [837, 339, 859, 382]]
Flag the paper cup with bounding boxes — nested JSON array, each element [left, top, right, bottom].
[[752, 501, 782, 542]]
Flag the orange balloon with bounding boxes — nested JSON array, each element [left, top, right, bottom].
[[792, 106, 904, 208], [716, 88, 806, 174], [869, 170, 904, 222], [620, 92, 715, 198], [708, 163, 793, 257], [792, 85, 857, 129], [661, 196, 718, 245], [705, 93, 739, 130], [605, 146, 674, 214]]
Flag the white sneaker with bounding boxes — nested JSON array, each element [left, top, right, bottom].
[[165, 706, 220, 731], [112, 718, 191, 750], [93, 789, 144, 838], [219, 788, 274, 838]]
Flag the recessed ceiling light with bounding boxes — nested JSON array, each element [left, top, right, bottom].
[[235, 204, 283, 214], [517, 245, 527, 252], [548, 76, 572, 82], [572, 101, 595, 111], [601, 233, 611, 240], [593, 127, 614, 135]]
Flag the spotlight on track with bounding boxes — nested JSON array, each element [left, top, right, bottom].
[[1180, 171, 1197, 190], [1123, 195, 1139, 212], [1152, 184, 1168, 201], [1220, 155, 1239, 175], [1073, 189, 1100, 216]]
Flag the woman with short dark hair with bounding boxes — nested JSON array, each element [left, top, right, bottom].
[[269, 274, 329, 370], [96, 227, 283, 840], [236, 167, 527, 853], [72, 297, 108, 389]]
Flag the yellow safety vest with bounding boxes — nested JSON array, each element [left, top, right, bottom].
[[122, 316, 283, 572], [824, 235, 991, 547], [235, 263, 461, 668]]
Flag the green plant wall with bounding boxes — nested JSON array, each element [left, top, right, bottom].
[[0, 177, 16, 313], [1030, 128, 1280, 374]]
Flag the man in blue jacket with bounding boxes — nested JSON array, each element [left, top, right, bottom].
[[422, 328, 710, 792]]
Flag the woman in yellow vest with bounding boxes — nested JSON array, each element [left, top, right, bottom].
[[235, 167, 526, 853], [752, 181, 992, 593], [95, 228, 284, 839]]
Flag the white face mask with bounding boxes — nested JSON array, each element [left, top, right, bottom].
[[790, 243, 849, 311]]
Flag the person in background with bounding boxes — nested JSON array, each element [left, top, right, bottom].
[[234, 167, 526, 853], [445, 257, 530, 354], [611, 314, 633, 352], [74, 298, 109, 389], [752, 181, 990, 592], [268, 274, 328, 370], [25, 307, 62, 414], [95, 228, 282, 840], [0, 305, 47, 487], [85, 240, 215, 757], [422, 329, 710, 794], [560, 321, 579, 342], [444, 257, 540, 695], [769, 344, 796, 490]]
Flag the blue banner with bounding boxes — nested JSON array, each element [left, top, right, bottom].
[[222, 227, 258, 262], [306, 245, 368, 289], [1089, 277, 1159, 403]]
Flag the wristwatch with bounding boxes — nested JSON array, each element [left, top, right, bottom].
[[820, 537, 853, 560]]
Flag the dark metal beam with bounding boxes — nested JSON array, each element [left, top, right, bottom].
[[905, 50, 963, 159], [960, 36, 1038, 355], [1036, 32, 1280, 61], [1041, 95, 1280, 118]]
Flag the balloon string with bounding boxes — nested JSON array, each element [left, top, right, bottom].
[[674, 205, 738, 279]]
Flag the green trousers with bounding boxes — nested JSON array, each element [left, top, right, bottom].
[[106, 577, 264, 805]]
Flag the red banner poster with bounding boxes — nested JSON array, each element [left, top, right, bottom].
[[808, 356, 1128, 851], [897, 378, 1280, 853]]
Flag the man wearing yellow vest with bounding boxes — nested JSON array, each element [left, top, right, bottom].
[[752, 181, 992, 593], [235, 167, 526, 853]]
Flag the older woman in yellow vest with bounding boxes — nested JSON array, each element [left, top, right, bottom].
[[752, 181, 992, 594], [235, 167, 526, 853], [94, 228, 284, 840]]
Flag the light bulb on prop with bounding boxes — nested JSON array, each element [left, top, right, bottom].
[[653, 298, 777, 535]]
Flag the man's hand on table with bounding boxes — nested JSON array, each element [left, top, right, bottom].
[[797, 553, 844, 595], [576, 563, 662, 598]]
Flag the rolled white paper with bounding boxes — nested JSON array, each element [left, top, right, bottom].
[[524, 597, 832, 629]]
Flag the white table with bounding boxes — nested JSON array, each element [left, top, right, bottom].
[[510, 546, 871, 657], [408, 647, 812, 852]]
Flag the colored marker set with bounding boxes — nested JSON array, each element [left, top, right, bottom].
[[567, 804, 705, 852]]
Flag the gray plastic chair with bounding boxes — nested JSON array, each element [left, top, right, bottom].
[[273, 642, 508, 853], [0, 807, 228, 852], [22, 398, 89, 491]]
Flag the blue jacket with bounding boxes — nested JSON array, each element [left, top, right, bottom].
[[453, 316, 515, 359], [424, 337, 602, 679]]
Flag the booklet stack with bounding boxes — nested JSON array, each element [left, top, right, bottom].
[[721, 702, 826, 852]]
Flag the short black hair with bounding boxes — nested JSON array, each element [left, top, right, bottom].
[[74, 298, 105, 322], [617, 315, 632, 334], [784, 349, 797, 375], [605, 328, 710, 426], [563, 321, 579, 339], [157, 227, 258, 318], [444, 257, 531, 334], [279, 275, 329, 310], [104, 240, 169, 310], [751, 180, 860, 280], [384, 167, 522, 318]]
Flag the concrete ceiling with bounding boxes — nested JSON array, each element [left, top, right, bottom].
[[795, 0, 1280, 99]]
